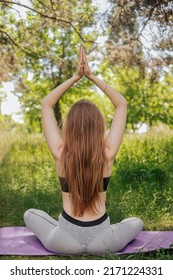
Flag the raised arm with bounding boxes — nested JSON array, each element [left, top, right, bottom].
[[41, 47, 84, 160], [82, 47, 127, 160]]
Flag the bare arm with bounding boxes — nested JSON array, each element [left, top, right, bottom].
[[42, 75, 80, 108], [41, 47, 84, 160], [88, 74, 127, 107], [82, 47, 127, 160]]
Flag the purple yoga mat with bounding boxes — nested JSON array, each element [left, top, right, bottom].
[[0, 227, 173, 255]]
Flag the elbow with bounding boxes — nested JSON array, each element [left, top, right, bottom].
[[41, 95, 49, 105], [41, 97, 53, 109], [119, 99, 127, 108], [41, 94, 56, 109], [122, 98, 128, 106], [41, 97, 47, 107]]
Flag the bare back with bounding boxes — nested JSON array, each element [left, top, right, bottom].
[[54, 143, 114, 221]]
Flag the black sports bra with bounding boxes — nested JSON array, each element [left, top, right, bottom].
[[58, 177, 110, 193]]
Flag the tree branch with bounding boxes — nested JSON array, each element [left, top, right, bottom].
[[4, 2, 22, 18], [139, 0, 164, 36], [0, 0, 93, 43], [0, 29, 38, 57]]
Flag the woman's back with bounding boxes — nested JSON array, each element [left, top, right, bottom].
[[58, 99, 112, 219], [54, 142, 114, 221]]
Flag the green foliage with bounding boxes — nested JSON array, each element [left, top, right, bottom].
[[0, 0, 100, 131], [0, 114, 20, 131], [1, 0, 173, 133], [100, 62, 173, 131]]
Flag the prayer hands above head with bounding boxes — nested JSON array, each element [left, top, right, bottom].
[[75, 46, 92, 80], [75, 46, 84, 79], [82, 46, 92, 78]]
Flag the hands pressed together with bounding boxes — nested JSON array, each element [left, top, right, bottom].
[[75, 46, 92, 79]]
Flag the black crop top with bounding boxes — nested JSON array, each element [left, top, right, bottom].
[[59, 177, 110, 193]]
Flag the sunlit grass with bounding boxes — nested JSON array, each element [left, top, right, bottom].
[[106, 125, 173, 231]]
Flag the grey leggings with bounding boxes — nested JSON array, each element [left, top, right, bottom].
[[24, 209, 143, 255]]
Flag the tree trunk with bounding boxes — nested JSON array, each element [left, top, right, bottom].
[[149, 118, 153, 128], [131, 122, 134, 131], [54, 102, 62, 129], [38, 116, 42, 133]]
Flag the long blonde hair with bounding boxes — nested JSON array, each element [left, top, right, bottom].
[[61, 99, 107, 216]]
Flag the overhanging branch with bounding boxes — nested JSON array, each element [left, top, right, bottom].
[[0, 0, 93, 43], [0, 29, 38, 57]]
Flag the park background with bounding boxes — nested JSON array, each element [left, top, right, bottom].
[[0, 0, 173, 260]]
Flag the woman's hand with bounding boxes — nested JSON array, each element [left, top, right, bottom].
[[82, 46, 92, 78], [75, 46, 84, 79], [74, 46, 93, 80]]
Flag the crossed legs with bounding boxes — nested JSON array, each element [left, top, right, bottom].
[[111, 217, 144, 251], [24, 209, 143, 254]]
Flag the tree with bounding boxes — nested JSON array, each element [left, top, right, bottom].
[[0, 0, 100, 131], [106, 0, 173, 74], [100, 61, 173, 131], [95, 0, 173, 132], [0, 0, 101, 85]]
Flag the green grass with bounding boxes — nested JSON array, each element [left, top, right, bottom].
[[0, 125, 173, 260]]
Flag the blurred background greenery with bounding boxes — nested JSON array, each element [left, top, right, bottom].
[[0, 0, 172, 132]]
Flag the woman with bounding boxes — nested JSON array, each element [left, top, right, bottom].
[[24, 46, 143, 255]]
